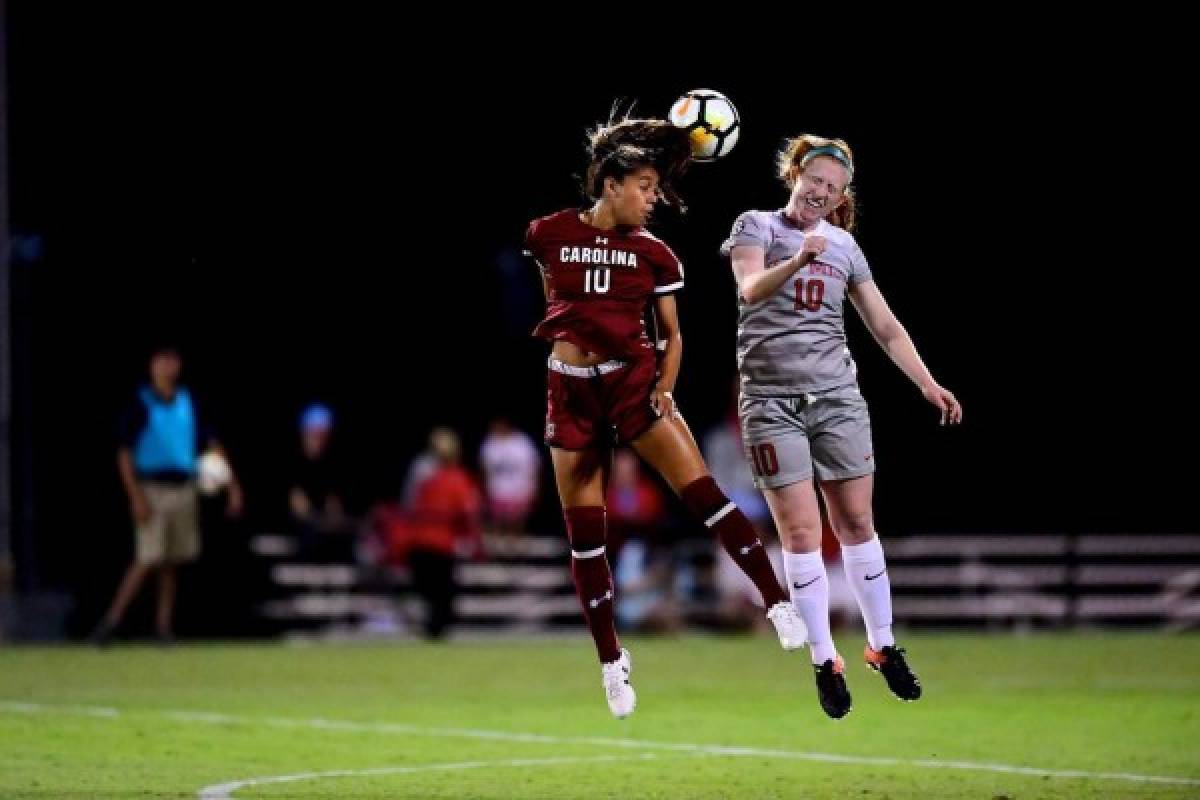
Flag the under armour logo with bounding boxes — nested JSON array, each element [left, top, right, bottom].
[[596, 236, 609, 245], [739, 539, 763, 555], [588, 589, 614, 609]]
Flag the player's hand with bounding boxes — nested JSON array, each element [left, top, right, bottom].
[[130, 493, 151, 524], [798, 235, 827, 263], [651, 386, 678, 420], [226, 482, 245, 518], [921, 382, 962, 426]]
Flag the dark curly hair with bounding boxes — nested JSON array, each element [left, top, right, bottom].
[[583, 114, 693, 211]]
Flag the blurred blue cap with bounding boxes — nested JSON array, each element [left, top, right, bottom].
[[299, 403, 334, 431]]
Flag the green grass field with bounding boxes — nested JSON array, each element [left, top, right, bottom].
[[1, 633, 1197, 798]]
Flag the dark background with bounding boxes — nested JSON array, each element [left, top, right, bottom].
[[4, 8, 1192, 622]]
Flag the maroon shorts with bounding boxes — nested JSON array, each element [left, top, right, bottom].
[[545, 355, 661, 450]]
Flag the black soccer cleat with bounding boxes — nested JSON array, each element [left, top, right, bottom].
[[865, 644, 922, 701], [813, 655, 853, 719]]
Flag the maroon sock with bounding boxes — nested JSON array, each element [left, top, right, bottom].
[[680, 476, 788, 608], [564, 506, 621, 664]]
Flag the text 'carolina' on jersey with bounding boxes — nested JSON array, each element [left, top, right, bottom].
[[525, 209, 685, 360]]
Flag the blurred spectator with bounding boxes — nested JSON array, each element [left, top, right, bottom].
[[375, 427, 482, 639], [607, 449, 667, 547], [92, 345, 243, 645], [607, 449, 682, 632], [288, 403, 353, 558], [401, 446, 438, 507], [703, 382, 772, 536], [479, 417, 541, 535]]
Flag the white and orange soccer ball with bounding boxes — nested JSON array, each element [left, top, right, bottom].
[[668, 89, 740, 162]]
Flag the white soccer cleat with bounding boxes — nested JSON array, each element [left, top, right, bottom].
[[766, 602, 808, 651], [601, 648, 636, 719]]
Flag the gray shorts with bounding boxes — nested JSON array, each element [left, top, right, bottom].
[[738, 384, 875, 489]]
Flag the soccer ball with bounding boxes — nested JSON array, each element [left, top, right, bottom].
[[669, 89, 740, 162], [196, 450, 232, 496]]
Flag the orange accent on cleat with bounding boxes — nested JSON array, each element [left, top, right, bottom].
[[864, 646, 885, 669]]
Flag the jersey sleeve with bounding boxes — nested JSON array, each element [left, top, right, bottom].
[[650, 241, 685, 296], [720, 211, 768, 258], [522, 218, 548, 273], [847, 240, 873, 285]]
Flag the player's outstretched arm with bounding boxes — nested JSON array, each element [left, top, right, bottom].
[[848, 281, 962, 425]]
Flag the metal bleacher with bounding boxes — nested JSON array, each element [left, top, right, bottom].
[[886, 534, 1200, 629], [247, 532, 1200, 638]]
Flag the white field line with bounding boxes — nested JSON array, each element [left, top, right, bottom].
[[2, 700, 1197, 789], [197, 754, 665, 799]]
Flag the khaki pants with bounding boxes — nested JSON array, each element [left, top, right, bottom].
[[136, 482, 201, 565]]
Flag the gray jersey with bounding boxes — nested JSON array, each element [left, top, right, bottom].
[[721, 210, 873, 396]]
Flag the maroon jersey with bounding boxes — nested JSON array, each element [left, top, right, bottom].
[[524, 209, 685, 359]]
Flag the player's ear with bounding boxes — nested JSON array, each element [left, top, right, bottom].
[[603, 175, 620, 198]]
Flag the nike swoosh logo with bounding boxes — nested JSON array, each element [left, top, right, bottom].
[[792, 576, 821, 590], [865, 569, 887, 581]]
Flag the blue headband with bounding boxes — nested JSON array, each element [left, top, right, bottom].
[[801, 145, 853, 175]]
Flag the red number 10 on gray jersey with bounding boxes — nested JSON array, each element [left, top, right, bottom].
[[795, 278, 825, 312]]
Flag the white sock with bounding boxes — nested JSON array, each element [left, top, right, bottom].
[[783, 548, 836, 665], [841, 534, 895, 650]]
